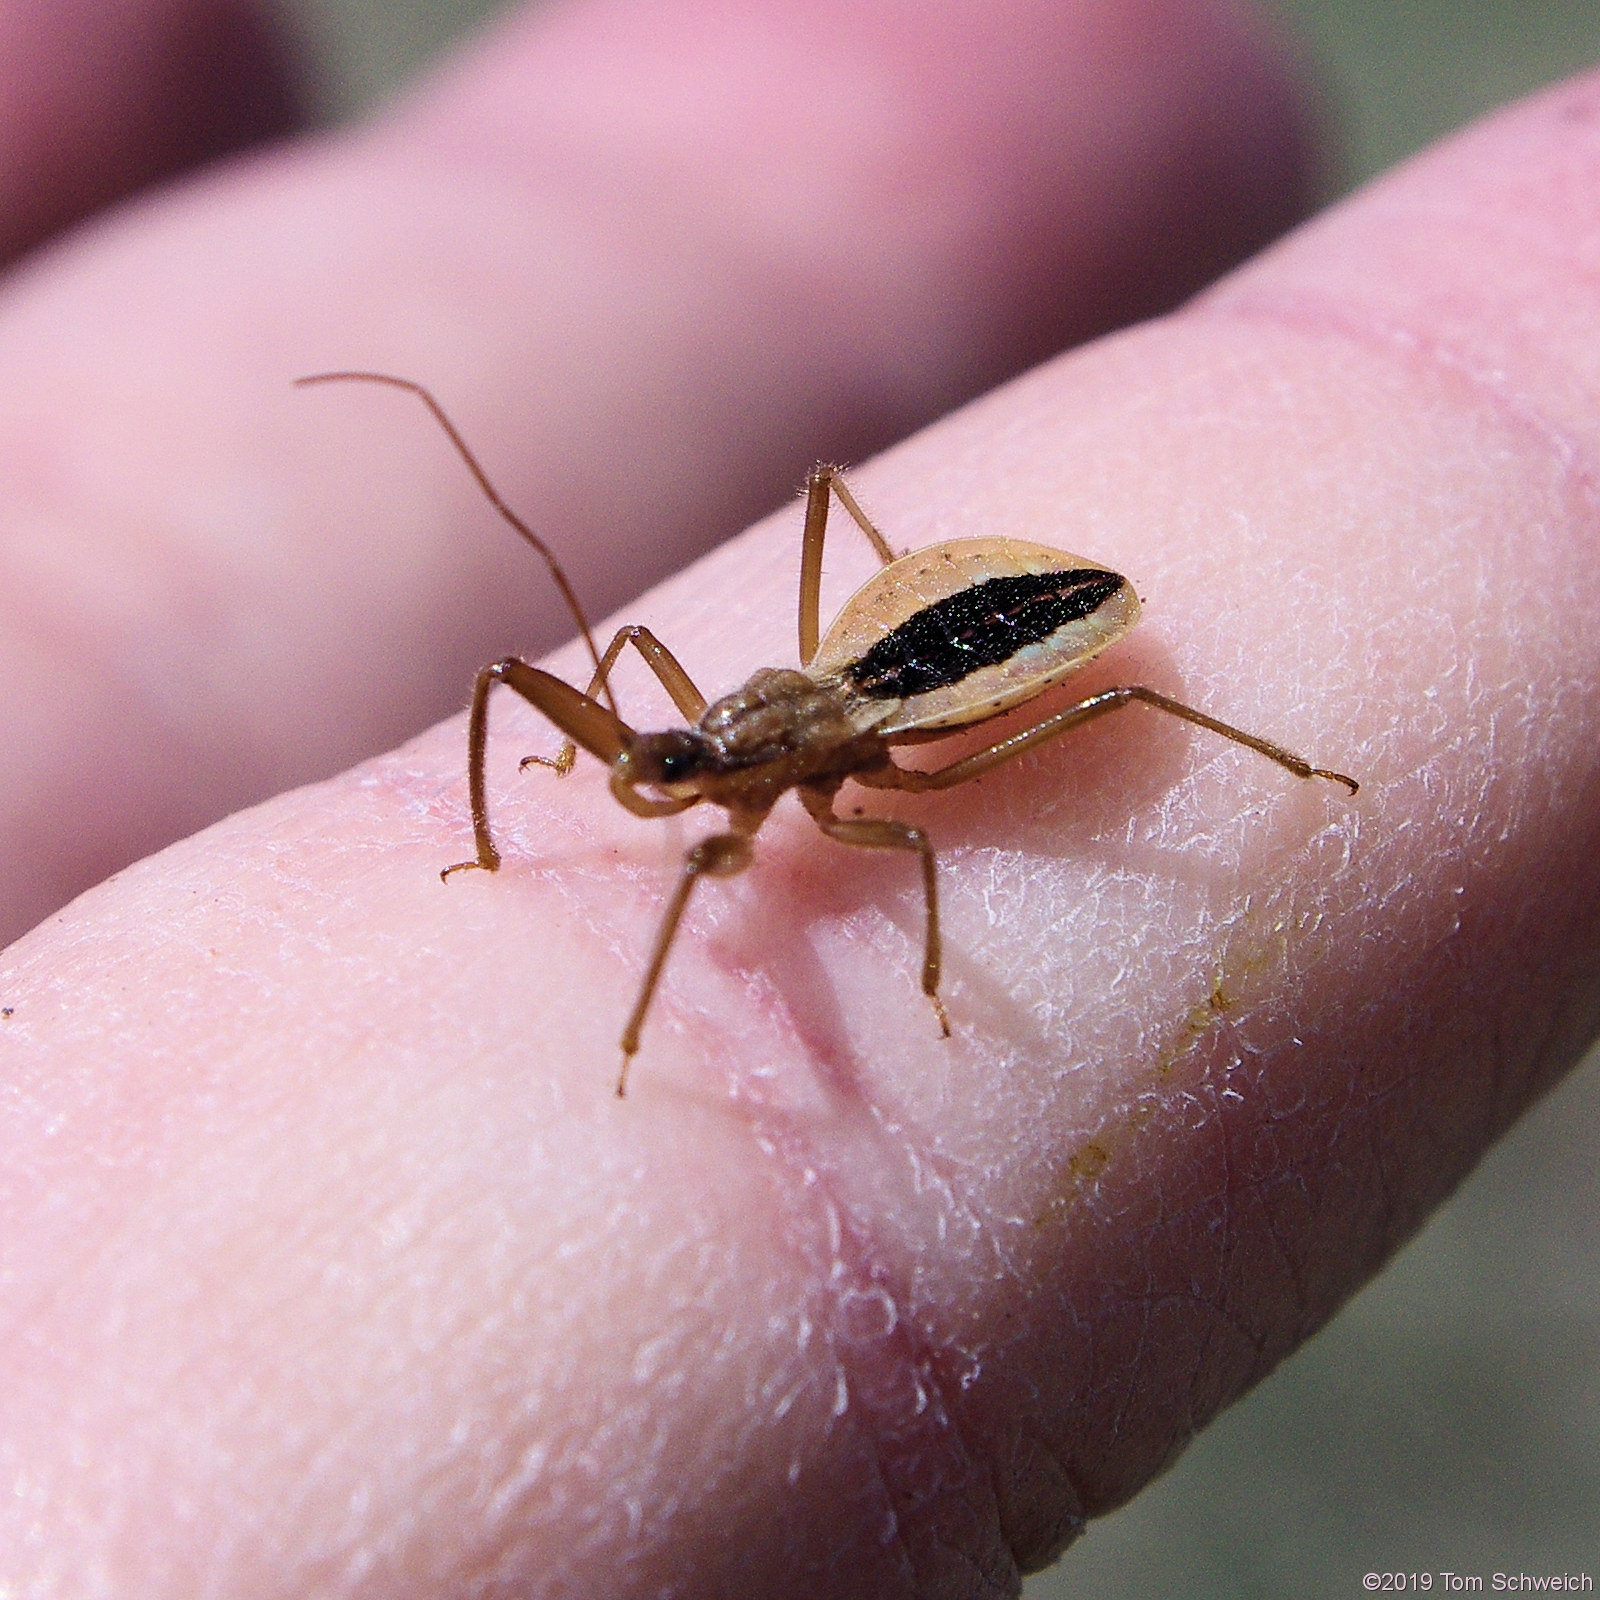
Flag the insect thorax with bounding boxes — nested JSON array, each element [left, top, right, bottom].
[[697, 669, 882, 782]]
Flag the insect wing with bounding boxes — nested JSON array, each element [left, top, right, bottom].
[[809, 537, 1140, 736]]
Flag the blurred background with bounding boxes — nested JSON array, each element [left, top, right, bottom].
[[274, 2, 1600, 1594]]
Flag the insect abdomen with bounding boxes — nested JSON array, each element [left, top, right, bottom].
[[845, 569, 1126, 699], [808, 537, 1142, 736]]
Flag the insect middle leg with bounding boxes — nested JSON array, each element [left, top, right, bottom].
[[798, 786, 952, 1039], [618, 830, 755, 1097], [867, 685, 1360, 796]]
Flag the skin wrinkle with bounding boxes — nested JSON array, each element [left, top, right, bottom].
[[1359, 1064, 1416, 1258], [992, 1422, 1088, 1571], [1227, 1057, 1316, 1340], [1189, 1082, 1241, 1398], [1241, 1141, 1314, 1344], [1191, 288, 1600, 505], [1180, 1193, 1264, 1429], [468, 909, 944, 1595], [1098, 1290, 1155, 1451], [1033, 957, 1392, 1509], [727, 1075, 1019, 1596], [1167, 1128, 1273, 1357]]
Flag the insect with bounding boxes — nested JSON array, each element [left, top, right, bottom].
[[299, 371, 1359, 1095]]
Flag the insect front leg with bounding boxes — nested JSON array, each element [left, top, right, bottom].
[[443, 659, 634, 880], [618, 831, 753, 1097], [524, 625, 709, 777], [872, 686, 1360, 796], [798, 786, 952, 1039], [798, 466, 897, 666]]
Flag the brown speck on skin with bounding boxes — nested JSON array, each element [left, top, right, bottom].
[[1069, 1141, 1110, 1181], [1, 1007, 13, 1018]]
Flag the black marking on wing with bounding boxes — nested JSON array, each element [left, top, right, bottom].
[[846, 569, 1125, 699]]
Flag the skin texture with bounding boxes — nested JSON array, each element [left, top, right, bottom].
[[3, 4, 1599, 1599]]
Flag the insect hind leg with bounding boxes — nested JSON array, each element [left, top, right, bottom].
[[874, 685, 1359, 795]]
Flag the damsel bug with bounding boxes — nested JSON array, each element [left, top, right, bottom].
[[299, 372, 1358, 1095]]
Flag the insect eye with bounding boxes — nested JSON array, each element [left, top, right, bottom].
[[632, 731, 706, 787]]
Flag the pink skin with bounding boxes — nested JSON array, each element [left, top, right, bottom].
[[3, 4, 1597, 1599]]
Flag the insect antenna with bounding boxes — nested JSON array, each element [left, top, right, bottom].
[[295, 370, 619, 718]]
